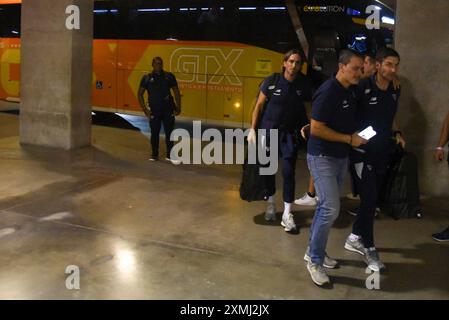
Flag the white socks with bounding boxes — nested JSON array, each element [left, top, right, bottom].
[[349, 233, 361, 242], [267, 198, 292, 220], [283, 202, 292, 219]]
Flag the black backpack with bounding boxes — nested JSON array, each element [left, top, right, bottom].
[[239, 160, 273, 202], [380, 145, 423, 219], [239, 74, 280, 202]]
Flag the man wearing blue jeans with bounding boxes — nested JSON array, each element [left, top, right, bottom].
[[305, 49, 367, 286]]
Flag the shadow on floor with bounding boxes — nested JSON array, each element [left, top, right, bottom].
[[376, 243, 449, 294]]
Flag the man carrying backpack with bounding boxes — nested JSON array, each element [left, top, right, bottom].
[[432, 110, 449, 242], [248, 49, 311, 232]]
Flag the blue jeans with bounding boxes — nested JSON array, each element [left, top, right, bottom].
[[307, 154, 348, 265]]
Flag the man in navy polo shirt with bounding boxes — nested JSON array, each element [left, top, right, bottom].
[[344, 48, 405, 272], [306, 49, 367, 286], [138, 57, 181, 163], [248, 49, 311, 232]]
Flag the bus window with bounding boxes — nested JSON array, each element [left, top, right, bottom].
[[93, 1, 120, 39], [0, 4, 21, 38]]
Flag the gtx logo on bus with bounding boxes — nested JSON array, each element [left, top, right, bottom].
[[303, 5, 345, 13], [170, 48, 243, 86]]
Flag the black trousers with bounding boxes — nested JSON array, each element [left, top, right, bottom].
[[149, 112, 175, 158], [266, 155, 297, 203], [264, 130, 298, 204], [351, 159, 385, 248], [348, 164, 359, 197]]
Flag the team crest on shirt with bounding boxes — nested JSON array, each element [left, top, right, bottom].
[[342, 100, 349, 108], [369, 96, 378, 105], [392, 94, 397, 101], [273, 89, 282, 96], [365, 88, 371, 94], [268, 85, 276, 90], [296, 90, 302, 96], [150, 77, 155, 83]]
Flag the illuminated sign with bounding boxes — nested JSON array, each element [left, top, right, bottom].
[[303, 5, 345, 13]]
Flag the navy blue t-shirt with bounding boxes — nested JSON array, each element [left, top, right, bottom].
[[259, 73, 311, 132], [139, 71, 178, 114], [354, 75, 400, 159], [307, 76, 357, 158]]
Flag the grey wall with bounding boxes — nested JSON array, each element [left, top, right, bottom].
[[395, 0, 449, 197], [20, 0, 93, 149]]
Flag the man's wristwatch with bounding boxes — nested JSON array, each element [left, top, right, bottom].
[[393, 130, 402, 137]]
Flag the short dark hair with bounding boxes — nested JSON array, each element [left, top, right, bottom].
[[152, 56, 163, 65], [338, 49, 363, 65], [365, 53, 376, 63], [376, 47, 400, 63]]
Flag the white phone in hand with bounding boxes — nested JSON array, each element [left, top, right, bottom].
[[358, 126, 377, 140]]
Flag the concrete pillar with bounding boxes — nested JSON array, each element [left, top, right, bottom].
[[395, 0, 449, 197], [20, 0, 93, 149]]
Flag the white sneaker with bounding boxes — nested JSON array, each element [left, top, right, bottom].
[[281, 213, 296, 232], [165, 157, 181, 165], [294, 193, 317, 206]]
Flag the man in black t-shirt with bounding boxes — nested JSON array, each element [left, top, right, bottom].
[[138, 57, 181, 163]]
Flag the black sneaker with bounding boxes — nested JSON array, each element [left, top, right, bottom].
[[432, 227, 449, 242]]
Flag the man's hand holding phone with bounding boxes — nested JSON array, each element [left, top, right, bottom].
[[350, 133, 368, 147], [348, 126, 376, 147], [358, 126, 377, 140]]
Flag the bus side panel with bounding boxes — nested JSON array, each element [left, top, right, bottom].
[[115, 40, 284, 125], [92, 40, 118, 111], [173, 70, 207, 121], [117, 40, 209, 120], [242, 78, 263, 128], [223, 90, 243, 127], [117, 40, 150, 113], [0, 38, 21, 101]]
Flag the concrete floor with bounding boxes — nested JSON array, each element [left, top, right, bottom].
[[0, 109, 448, 300]]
